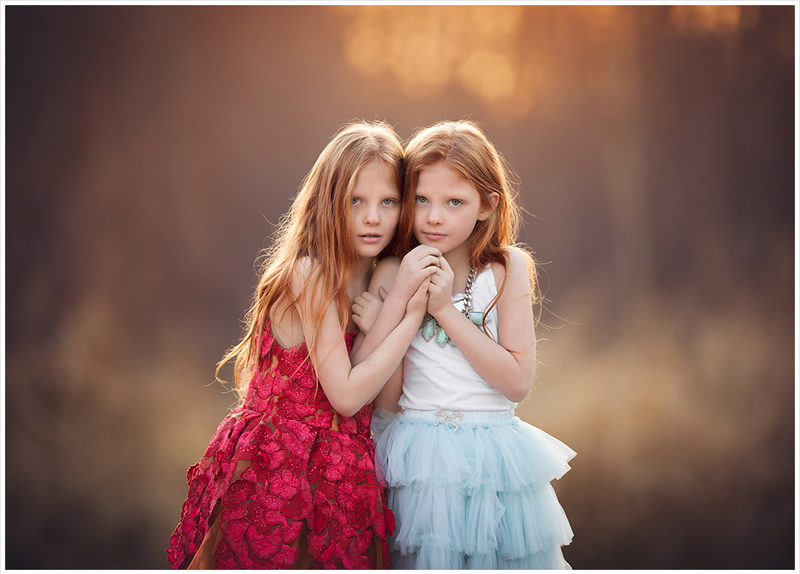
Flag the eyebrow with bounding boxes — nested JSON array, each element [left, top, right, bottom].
[[416, 188, 473, 198]]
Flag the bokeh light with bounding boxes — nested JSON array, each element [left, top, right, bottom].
[[3, 4, 796, 570]]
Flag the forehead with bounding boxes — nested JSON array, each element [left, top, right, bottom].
[[416, 160, 477, 196], [353, 158, 399, 195]]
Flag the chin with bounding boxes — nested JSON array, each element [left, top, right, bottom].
[[417, 237, 446, 250], [356, 245, 386, 258]]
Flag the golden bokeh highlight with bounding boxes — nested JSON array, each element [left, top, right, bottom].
[[336, 5, 769, 122], [469, 5, 524, 38], [335, 6, 529, 110], [458, 50, 516, 103], [670, 5, 759, 35]]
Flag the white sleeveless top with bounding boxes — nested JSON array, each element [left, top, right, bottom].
[[398, 265, 518, 412]]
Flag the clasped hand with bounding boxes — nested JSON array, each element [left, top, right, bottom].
[[351, 245, 442, 333], [425, 254, 455, 318]]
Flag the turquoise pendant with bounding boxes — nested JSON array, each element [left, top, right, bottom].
[[434, 326, 449, 347], [420, 312, 486, 347], [420, 315, 451, 347], [418, 267, 483, 349], [468, 312, 484, 327], [421, 316, 436, 341]]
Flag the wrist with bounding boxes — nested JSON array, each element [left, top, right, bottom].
[[430, 303, 459, 323], [401, 310, 424, 328], [385, 289, 411, 315]]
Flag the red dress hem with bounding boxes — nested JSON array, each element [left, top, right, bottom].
[[167, 324, 394, 569]]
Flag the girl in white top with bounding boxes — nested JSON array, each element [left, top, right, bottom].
[[351, 120, 575, 569]]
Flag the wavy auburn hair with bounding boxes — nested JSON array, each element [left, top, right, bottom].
[[218, 121, 405, 398], [401, 120, 539, 311]]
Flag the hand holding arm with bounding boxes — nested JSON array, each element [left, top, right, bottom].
[[351, 290, 385, 335], [293, 258, 427, 417], [351, 246, 440, 365], [349, 290, 385, 359]]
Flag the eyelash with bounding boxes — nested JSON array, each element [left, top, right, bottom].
[[416, 196, 462, 207], [352, 197, 398, 205]]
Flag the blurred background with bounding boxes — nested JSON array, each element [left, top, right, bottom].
[[3, 4, 796, 570]]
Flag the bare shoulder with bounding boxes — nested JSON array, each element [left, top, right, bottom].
[[505, 245, 534, 276], [289, 256, 322, 296], [491, 247, 533, 298], [369, 256, 401, 294], [374, 256, 401, 278]]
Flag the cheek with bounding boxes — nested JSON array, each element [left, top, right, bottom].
[[388, 208, 401, 229], [412, 208, 424, 229]]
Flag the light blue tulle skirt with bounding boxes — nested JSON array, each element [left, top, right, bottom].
[[371, 408, 576, 570]]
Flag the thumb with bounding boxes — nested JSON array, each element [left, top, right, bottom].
[[414, 277, 431, 297], [378, 286, 388, 301]]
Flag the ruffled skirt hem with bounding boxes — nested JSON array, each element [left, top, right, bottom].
[[372, 408, 575, 570]]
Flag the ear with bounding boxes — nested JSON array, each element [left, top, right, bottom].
[[477, 192, 500, 221]]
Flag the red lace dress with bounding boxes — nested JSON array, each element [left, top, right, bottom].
[[167, 323, 394, 569]]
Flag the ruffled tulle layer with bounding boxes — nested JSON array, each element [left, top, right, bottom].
[[372, 408, 576, 570]]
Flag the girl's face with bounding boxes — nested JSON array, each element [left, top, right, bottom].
[[350, 158, 401, 258], [413, 160, 495, 257]]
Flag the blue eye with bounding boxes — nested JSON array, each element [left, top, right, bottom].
[[449, 199, 463, 207], [351, 197, 361, 205], [416, 196, 428, 204], [382, 198, 397, 206]]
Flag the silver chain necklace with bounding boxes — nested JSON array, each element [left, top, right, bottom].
[[421, 266, 483, 347]]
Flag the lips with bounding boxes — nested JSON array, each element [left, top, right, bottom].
[[422, 232, 447, 241], [358, 234, 383, 243]]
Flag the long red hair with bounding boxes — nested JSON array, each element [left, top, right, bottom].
[[218, 121, 405, 398], [402, 120, 539, 314]]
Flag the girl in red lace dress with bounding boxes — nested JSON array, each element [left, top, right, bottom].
[[167, 121, 439, 569]]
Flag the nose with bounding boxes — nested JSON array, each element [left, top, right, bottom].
[[427, 205, 443, 225], [364, 205, 380, 225]]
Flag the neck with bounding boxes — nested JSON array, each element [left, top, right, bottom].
[[441, 242, 473, 295], [350, 255, 375, 297]]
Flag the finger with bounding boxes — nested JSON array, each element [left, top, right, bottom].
[[411, 245, 442, 262], [421, 254, 441, 269], [411, 244, 434, 257], [437, 255, 453, 273], [414, 252, 440, 266], [414, 274, 431, 292], [378, 286, 387, 301], [419, 245, 442, 258], [411, 281, 429, 300], [428, 275, 447, 290]]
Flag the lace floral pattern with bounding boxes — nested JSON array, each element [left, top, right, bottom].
[[167, 325, 394, 569]]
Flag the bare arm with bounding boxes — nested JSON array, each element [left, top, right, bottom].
[[349, 258, 401, 359], [426, 248, 536, 402], [293, 258, 429, 417], [351, 245, 440, 365], [349, 258, 415, 412]]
